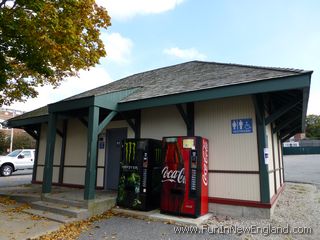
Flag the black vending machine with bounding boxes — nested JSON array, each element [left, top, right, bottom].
[[117, 139, 162, 211]]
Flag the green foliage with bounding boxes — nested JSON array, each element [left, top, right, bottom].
[[13, 133, 36, 149], [0, 0, 111, 105], [305, 115, 320, 139], [0, 131, 7, 155], [0, 130, 36, 155]]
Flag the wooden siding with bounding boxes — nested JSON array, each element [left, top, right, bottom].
[[209, 172, 260, 201], [195, 96, 260, 201], [141, 105, 186, 139]]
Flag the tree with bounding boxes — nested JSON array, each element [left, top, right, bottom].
[[0, 0, 111, 105], [305, 114, 320, 139], [0, 130, 36, 154], [0, 131, 7, 155]]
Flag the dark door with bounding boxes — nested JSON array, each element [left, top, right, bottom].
[[105, 128, 127, 190]]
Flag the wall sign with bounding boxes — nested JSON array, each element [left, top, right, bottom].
[[264, 148, 269, 164], [231, 118, 253, 134]]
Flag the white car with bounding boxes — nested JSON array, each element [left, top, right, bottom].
[[0, 149, 35, 176]]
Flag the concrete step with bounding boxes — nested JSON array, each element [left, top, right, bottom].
[[42, 195, 86, 208], [30, 201, 89, 219], [23, 208, 78, 224]]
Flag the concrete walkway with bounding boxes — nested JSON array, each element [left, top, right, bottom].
[[0, 199, 62, 240]]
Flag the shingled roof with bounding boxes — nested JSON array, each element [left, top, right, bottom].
[[65, 60, 309, 103], [7, 60, 312, 122]]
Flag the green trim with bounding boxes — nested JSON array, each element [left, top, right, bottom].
[[8, 115, 48, 127], [120, 112, 137, 136], [135, 110, 141, 138], [176, 103, 194, 136], [265, 100, 302, 125], [79, 118, 88, 128], [84, 106, 100, 200], [49, 96, 94, 113], [56, 129, 63, 138], [58, 120, 68, 184], [97, 111, 118, 134], [273, 115, 300, 133], [252, 95, 270, 203], [271, 124, 277, 194], [281, 126, 300, 142], [32, 126, 41, 182], [187, 103, 194, 136], [42, 113, 57, 194], [301, 87, 310, 132], [24, 128, 39, 140], [6, 74, 311, 131], [176, 104, 191, 128], [118, 74, 311, 111], [95, 88, 140, 110], [277, 134, 283, 186]]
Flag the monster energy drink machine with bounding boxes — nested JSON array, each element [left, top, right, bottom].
[[117, 139, 162, 211]]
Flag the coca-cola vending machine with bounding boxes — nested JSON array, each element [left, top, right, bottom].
[[160, 136, 209, 218]]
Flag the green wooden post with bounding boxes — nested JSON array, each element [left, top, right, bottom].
[[42, 113, 57, 194], [84, 106, 99, 200], [253, 95, 270, 203]]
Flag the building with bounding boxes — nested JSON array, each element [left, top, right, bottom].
[[0, 108, 33, 154], [6, 61, 312, 218]]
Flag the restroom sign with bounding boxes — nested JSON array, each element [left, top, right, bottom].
[[231, 118, 253, 134]]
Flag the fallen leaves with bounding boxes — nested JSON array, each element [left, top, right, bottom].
[[5, 203, 31, 213], [0, 196, 16, 205], [35, 211, 114, 240]]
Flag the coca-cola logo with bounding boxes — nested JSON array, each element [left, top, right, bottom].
[[202, 140, 209, 186], [161, 166, 185, 184]]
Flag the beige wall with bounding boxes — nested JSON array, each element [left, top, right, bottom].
[[266, 124, 274, 171], [195, 96, 260, 201], [35, 118, 134, 188], [36, 166, 43, 182], [209, 173, 260, 201], [273, 131, 281, 190], [64, 118, 87, 166], [36, 122, 62, 183], [269, 172, 275, 197], [141, 105, 186, 139], [266, 123, 278, 199], [37, 124, 47, 165], [63, 167, 85, 185], [278, 136, 284, 185]]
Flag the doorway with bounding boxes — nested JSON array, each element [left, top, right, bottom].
[[105, 128, 127, 190]]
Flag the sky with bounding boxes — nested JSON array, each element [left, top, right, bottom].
[[4, 0, 320, 115]]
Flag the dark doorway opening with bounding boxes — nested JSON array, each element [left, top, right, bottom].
[[105, 128, 127, 190]]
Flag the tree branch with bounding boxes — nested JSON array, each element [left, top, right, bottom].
[[0, 0, 8, 8]]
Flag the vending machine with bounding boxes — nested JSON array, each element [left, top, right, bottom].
[[160, 136, 209, 217], [117, 139, 162, 211]]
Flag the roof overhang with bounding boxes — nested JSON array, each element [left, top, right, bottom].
[[117, 73, 311, 111], [6, 73, 312, 137]]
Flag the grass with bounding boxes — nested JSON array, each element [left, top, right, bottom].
[[290, 185, 308, 192]]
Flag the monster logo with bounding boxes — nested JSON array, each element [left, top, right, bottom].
[[124, 141, 136, 164], [154, 148, 161, 164]]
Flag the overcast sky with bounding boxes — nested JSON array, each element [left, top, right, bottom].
[[5, 0, 320, 115]]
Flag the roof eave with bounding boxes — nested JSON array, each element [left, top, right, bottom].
[[117, 73, 312, 111], [6, 115, 48, 128]]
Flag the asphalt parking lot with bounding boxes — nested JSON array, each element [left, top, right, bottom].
[[283, 154, 320, 187], [0, 170, 32, 188]]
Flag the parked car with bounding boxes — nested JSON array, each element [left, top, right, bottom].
[[0, 149, 35, 176]]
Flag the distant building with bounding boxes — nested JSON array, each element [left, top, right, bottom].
[[0, 107, 33, 154]]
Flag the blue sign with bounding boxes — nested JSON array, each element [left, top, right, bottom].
[[231, 118, 253, 134]]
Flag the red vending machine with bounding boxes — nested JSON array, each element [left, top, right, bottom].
[[160, 136, 209, 218]]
